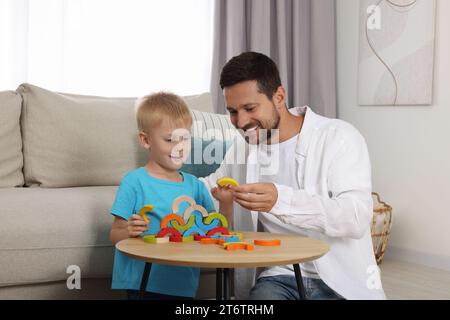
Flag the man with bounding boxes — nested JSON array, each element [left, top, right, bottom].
[[201, 52, 385, 300]]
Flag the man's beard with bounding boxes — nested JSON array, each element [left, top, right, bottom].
[[244, 104, 280, 144], [266, 107, 280, 142]]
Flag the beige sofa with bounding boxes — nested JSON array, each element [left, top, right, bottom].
[[0, 84, 234, 299]]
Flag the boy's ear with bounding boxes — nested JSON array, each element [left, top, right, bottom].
[[138, 131, 151, 150]]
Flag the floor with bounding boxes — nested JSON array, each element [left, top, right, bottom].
[[380, 258, 450, 300]]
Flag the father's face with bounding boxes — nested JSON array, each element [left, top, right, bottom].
[[224, 80, 280, 144]]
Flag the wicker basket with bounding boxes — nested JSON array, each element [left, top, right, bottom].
[[371, 192, 393, 265]]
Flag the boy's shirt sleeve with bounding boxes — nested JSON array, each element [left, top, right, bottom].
[[196, 179, 215, 213], [111, 181, 137, 221]]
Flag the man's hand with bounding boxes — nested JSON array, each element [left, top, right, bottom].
[[232, 183, 278, 212]]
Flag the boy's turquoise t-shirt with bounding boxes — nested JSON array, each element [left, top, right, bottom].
[[110, 167, 215, 298]]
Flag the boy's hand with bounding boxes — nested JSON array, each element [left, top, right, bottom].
[[128, 214, 149, 237], [211, 185, 234, 204]]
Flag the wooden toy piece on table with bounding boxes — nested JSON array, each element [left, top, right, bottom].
[[169, 235, 194, 243], [194, 235, 210, 241], [216, 235, 240, 243], [200, 235, 240, 245], [229, 231, 243, 241], [223, 242, 254, 251], [200, 238, 221, 245], [143, 235, 169, 244], [206, 226, 229, 238], [254, 239, 281, 246]]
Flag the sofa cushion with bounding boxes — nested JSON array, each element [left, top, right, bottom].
[[0, 91, 24, 187], [184, 93, 214, 113], [182, 138, 233, 178], [0, 187, 117, 286], [0, 186, 219, 299], [18, 83, 225, 187], [191, 109, 236, 141]]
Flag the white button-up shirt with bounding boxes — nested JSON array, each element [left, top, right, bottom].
[[201, 106, 386, 300]]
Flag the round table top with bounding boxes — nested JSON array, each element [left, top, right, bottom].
[[116, 232, 329, 268]]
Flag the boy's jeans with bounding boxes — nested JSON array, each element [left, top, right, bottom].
[[248, 275, 344, 300]]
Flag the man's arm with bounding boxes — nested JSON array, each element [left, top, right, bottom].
[[234, 126, 373, 239]]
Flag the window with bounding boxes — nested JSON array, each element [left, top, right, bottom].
[[0, 0, 214, 96]]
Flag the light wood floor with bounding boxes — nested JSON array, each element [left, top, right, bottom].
[[380, 258, 450, 300]]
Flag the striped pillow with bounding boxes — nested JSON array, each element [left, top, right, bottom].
[[190, 110, 236, 141]]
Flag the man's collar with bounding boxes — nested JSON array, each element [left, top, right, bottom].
[[288, 106, 320, 157]]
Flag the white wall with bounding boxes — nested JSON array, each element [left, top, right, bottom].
[[337, 0, 450, 270]]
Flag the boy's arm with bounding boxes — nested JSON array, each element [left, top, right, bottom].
[[219, 200, 234, 230], [110, 216, 129, 245], [211, 186, 234, 229], [110, 214, 149, 245], [110, 179, 147, 245]]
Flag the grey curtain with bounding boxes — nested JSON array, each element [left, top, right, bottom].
[[210, 0, 337, 118]]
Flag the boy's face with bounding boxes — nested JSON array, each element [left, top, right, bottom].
[[139, 118, 191, 171]]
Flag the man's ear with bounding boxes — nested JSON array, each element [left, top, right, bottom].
[[138, 131, 151, 150], [273, 86, 286, 110]]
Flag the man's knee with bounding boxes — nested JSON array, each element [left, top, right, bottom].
[[248, 276, 294, 300]]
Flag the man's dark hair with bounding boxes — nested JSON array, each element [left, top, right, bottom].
[[219, 52, 282, 100]]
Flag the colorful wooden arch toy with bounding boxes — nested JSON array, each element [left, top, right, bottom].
[[204, 212, 228, 228], [183, 225, 206, 237], [138, 204, 154, 224], [189, 210, 219, 231], [160, 213, 184, 229], [156, 227, 181, 238], [171, 214, 196, 232], [206, 226, 229, 237], [194, 234, 210, 241], [171, 195, 196, 215], [216, 177, 240, 187], [183, 204, 208, 221]]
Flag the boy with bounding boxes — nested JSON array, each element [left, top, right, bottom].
[[109, 92, 228, 299]]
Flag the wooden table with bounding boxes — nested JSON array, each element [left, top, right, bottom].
[[116, 231, 329, 300]]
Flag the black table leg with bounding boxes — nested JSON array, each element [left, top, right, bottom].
[[293, 264, 307, 300], [216, 268, 223, 300], [139, 262, 152, 299], [223, 268, 231, 300]]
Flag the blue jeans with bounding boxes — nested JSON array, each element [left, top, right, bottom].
[[248, 275, 344, 300]]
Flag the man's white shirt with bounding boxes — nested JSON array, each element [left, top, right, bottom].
[[200, 106, 386, 300], [257, 132, 319, 279]]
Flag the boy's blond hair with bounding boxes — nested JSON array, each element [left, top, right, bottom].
[[135, 92, 192, 133]]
